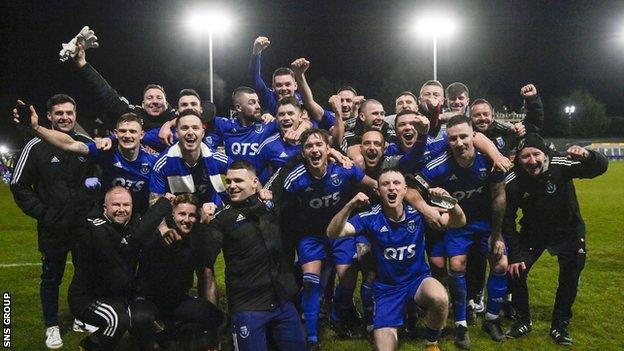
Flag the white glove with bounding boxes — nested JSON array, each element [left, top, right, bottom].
[[59, 26, 99, 62]]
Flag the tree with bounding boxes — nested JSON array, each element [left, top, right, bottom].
[[567, 90, 609, 137]]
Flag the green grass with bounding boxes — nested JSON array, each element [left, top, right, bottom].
[[1, 163, 623, 350]]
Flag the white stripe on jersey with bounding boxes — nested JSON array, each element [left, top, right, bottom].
[[550, 157, 580, 166], [212, 151, 230, 164], [360, 204, 382, 217], [11, 137, 41, 184], [257, 133, 280, 153], [426, 151, 451, 170], [98, 302, 119, 337], [504, 171, 517, 184], [210, 174, 226, 193], [283, 164, 307, 190], [153, 155, 168, 172]]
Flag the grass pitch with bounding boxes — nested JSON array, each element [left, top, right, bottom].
[[1, 163, 623, 350]]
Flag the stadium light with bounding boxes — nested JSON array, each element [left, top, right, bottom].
[[185, 7, 233, 102], [565, 105, 576, 132], [414, 14, 458, 81], [0, 145, 8, 155]]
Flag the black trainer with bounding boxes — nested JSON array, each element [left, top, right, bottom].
[[454, 325, 471, 349], [482, 318, 506, 342], [506, 320, 533, 338], [550, 325, 573, 345]]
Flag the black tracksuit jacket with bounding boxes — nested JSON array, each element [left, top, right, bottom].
[[194, 195, 298, 315], [77, 63, 176, 131], [10, 134, 97, 249], [68, 198, 171, 312], [502, 150, 608, 263]]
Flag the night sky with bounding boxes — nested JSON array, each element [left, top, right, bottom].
[[2, 0, 623, 147]]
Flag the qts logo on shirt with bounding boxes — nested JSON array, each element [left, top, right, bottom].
[[384, 244, 416, 261]]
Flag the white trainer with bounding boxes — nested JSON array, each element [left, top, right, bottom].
[[72, 318, 99, 333], [45, 326, 63, 349]]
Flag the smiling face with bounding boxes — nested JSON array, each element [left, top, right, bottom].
[[176, 115, 205, 152], [470, 102, 494, 132], [395, 113, 419, 150], [235, 92, 262, 120], [360, 131, 385, 169], [273, 74, 297, 100], [142, 88, 167, 117], [172, 202, 197, 235], [302, 133, 329, 173], [47, 102, 76, 133], [359, 101, 385, 131], [338, 90, 356, 116], [226, 168, 259, 203], [104, 188, 132, 224], [115, 121, 143, 151], [276, 103, 302, 135], [518, 147, 548, 176], [178, 95, 202, 114], [378, 170, 407, 210], [447, 121, 476, 164], [448, 92, 469, 113]]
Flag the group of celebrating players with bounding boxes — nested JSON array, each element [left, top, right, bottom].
[[9, 33, 608, 351]]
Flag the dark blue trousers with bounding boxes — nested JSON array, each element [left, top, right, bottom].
[[231, 302, 305, 351]]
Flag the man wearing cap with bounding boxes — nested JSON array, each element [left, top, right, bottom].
[[503, 133, 608, 345]]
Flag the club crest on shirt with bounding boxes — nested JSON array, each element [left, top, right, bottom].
[[478, 168, 488, 180], [140, 163, 151, 175], [496, 136, 505, 149], [546, 179, 557, 194], [204, 135, 213, 146], [407, 220, 416, 233], [255, 123, 264, 134], [239, 325, 249, 338], [331, 174, 342, 186]]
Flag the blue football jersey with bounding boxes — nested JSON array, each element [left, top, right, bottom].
[[150, 143, 231, 206], [348, 204, 430, 286], [421, 150, 505, 221], [87, 142, 158, 214], [210, 117, 279, 171], [283, 162, 365, 237], [256, 133, 301, 178]]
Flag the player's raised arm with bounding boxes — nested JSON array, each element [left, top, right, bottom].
[[12, 101, 89, 155], [291, 58, 325, 121], [327, 192, 369, 239]]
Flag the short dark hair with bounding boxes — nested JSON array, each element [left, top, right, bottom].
[[362, 129, 386, 144], [446, 114, 473, 129], [396, 91, 417, 102], [172, 193, 199, 208], [337, 86, 358, 95], [176, 109, 203, 127], [231, 86, 256, 105], [178, 88, 201, 100], [143, 84, 166, 97], [272, 67, 295, 82], [470, 98, 494, 113], [277, 96, 302, 111], [228, 160, 257, 175], [394, 109, 419, 127], [299, 128, 331, 146], [445, 82, 469, 98], [420, 80, 444, 94], [46, 94, 76, 112], [116, 112, 143, 128]]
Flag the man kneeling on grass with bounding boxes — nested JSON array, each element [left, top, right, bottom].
[[327, 168, 466, 351]]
